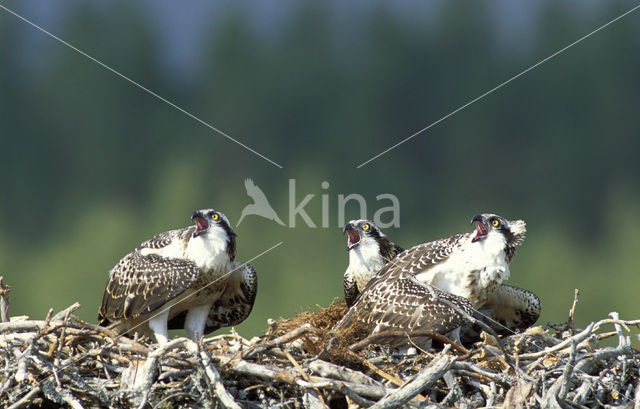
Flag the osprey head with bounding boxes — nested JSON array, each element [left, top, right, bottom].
[[343, 219, 385, 251], [191, 209, 234, 239], [471, 213, 526, 247]]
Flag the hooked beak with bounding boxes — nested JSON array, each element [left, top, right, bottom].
[[471, 214, 489, 243], [191, 211, 209, 238], [343, 222, 361, 250]]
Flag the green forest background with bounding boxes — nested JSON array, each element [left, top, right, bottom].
[[1, 1, 639, 341]]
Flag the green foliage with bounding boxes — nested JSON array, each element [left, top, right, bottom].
[[1, 2, 639, 339]]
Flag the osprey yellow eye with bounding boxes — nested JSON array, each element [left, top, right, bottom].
[[491, 219, 500, 227], [362, 223, 370, 231], [211, 213, 220, 221]]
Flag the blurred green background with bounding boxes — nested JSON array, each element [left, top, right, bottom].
[[1, 1, 639, 341]]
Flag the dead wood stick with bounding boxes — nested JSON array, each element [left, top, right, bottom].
[[72, 318, 118, 338], [52, 308, 74, 387], [518, 322, 595, 360], [441, 370, 464, 406], [592, 318, 640, 331], [349, 330, 469, 354], [344, 350, 406, 390], [198, 350, 242, 409], [51, 303, 81, 322], [308, 359, 384, 388], [7, 386, 40, 409], [238, 323, 313, 360], [218, 354, 390, 400], [451, 361, 517, 386], [0, 320, 50, 333], [0, 277, 11, 323], [297, 379, 375, 407], [131, 337, 191, 394], [72, 317, 150, 354], [368, 351, 455, 409], [609, 311, 631, 349], [567, 289, 579, 330], [557, 339, 577, 400], [281, 348, 328, 409], [541, 377, 565, 409], [301, 377, 391, 400], [574, 342, 632, 375], [218, 356, 297, 383]]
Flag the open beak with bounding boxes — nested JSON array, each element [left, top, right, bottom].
[[471, 214, 489, 243], [191, 211, 210, 238], [343, 223, 361, 250]]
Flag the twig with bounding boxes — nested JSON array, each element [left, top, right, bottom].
[[331, 383, 374, 408], [571, 378, 593, 407], [197, 349, 242, 409], [238, 323, 313, 360], [609, 311, 630, 349], [368, 349, 455, 409], [574, 342, 632, 375], [308, 359, 383, 387], [519, 322, 595, 360], [567, 289, 579, 331], [441, 370, 463, 406], [281, 348, 328, 409], [51, 303, 81, 322], [7, 387, 40, 409], [557, 339, 577, 400], [451, 361, 517, 386], [344, 350, 406, 389], [298, 378, 391, 401]]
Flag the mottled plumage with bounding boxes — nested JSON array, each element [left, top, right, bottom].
[[168, 261, 257, 334], [343, 220, 404, 307], [476, 283, 541, 333], [388, 213, 526, 308], [98, 209, 257, 343], [335, 266, 474, 347], [338, 214, 539, 345]]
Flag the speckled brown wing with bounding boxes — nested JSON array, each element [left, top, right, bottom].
[[343, 272, 360, 308], [377, 234, 467, 280], [137, 228, 193, 251], [167, 262, 257, 334], [98, 251, 200, 325], [335, 269, 474, 341], [460, 284, 541, 343]]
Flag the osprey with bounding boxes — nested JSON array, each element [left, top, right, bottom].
[[471, 283, 541, 337], [343, 219, 403, 307], [389, 213, 527, 308], [98, 209, 257, 344], [334, 264, 475, 347], [339, 215, 539, 341]]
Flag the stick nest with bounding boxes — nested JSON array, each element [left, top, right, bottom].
[[1, 300, 640, 408]]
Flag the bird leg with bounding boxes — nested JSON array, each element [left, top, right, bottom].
[[184, 303, 213, 341], [148, 309, 170, 344]]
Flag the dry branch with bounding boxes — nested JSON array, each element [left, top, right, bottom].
[[0, 298, 639, 408]]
